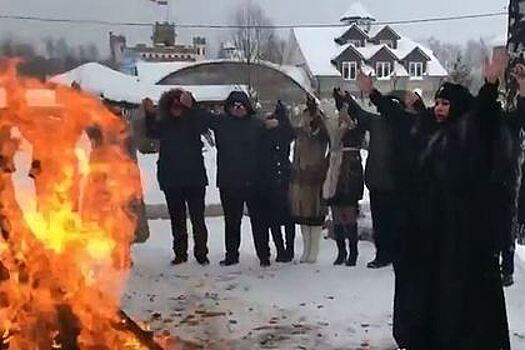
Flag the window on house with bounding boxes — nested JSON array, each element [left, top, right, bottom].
[[350, 40, 362, 48], [379, 40, 393, 48], [409, 62, 424, 78], [376, 62, 391, 79], [342, 61, 358, 80]]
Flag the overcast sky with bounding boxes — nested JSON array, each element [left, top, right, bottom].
[[0, 0, 509, 57]]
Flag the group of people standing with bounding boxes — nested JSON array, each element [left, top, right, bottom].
[[143, 90, 297, 267], [144, 51, 524, 349]]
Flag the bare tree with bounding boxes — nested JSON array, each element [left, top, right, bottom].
[[0, 36, 36, 59], [426, 37, 463, 72], [449, 54, 473, 88], [230, 1, 285, 64], [463, 39, 490, 91], [427, 37, 491, 91]]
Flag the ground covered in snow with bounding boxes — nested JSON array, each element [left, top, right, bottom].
[[124, 220, 525, 350]]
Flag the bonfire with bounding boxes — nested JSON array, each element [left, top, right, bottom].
[[0, 60, 163, 349]]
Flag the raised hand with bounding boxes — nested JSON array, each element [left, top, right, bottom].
[[483, 51, 508, 84], [357, 72, 374, 96], [142, 98, 155, 114], [264, 116, 279, 130], [405, 91, 420, 109], [179, 90, 194, 109]]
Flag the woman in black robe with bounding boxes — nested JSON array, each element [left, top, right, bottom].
[[357, 53, 521, 350]]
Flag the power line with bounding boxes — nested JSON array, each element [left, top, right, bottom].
[[0, 11, 508, 29]]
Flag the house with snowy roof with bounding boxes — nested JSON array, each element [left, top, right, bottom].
[[284, 2, 448, 98]]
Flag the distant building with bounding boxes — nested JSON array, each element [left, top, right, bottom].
[[284, 2, 448, 97], [218, 41, 244, 60], [492, 34, 507, 57], [110, 22, 207, 74]]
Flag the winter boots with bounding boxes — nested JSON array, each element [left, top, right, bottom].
[[333, 224, 358, 266], [272, 224, 296, 263], [334, 237, 347, 265], [502, 274, 514, 287], [300, 225, 322, 263]]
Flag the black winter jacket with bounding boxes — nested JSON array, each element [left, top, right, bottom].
[[145, 109, 208, 190]]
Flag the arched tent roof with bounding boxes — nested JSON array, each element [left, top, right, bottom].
[[149, 59, 317, 111], [50, 62, 249, 105]]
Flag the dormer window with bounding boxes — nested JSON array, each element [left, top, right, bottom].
[[379, 40, 393, 48], [342, 61, 358, 80], [350, 39, 363, 48], [376, 62, 391, 79], [409, 62, 424, 78]]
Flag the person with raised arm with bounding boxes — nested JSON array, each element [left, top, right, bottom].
[[356, 52, 515, 350], [290, 96, 330, 264], [143, 89, 210, 266]]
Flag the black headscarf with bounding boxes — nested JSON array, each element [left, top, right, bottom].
[[434, 82, 474, 120]]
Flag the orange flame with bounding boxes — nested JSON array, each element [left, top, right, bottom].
[[0, 60, 149, 349]]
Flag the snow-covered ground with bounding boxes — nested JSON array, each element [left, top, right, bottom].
[[124, 219, 525, 350], [125, 219, 397, 350], [127, 150, 525, 349], [518, 245, 525, 269]]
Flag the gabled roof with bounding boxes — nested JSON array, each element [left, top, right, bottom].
[[335, 24, 369, 44], [293, 27, 347, 76], [340, 2, 376, 22], [370, 26, 401, 40], [402, 47, 431, 61], [332, 44, 365, 62], [367, 45, 399, 61]]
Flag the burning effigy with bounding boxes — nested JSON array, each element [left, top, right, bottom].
[[0, 60, 161, 349]]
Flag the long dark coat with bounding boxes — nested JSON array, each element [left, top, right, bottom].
[[257, 102, 295, 225], [387, 83, 512, 350]]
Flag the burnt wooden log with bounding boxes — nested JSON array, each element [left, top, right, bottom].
[[116, 310, 163, 350], [55, 304, 81, 350]]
